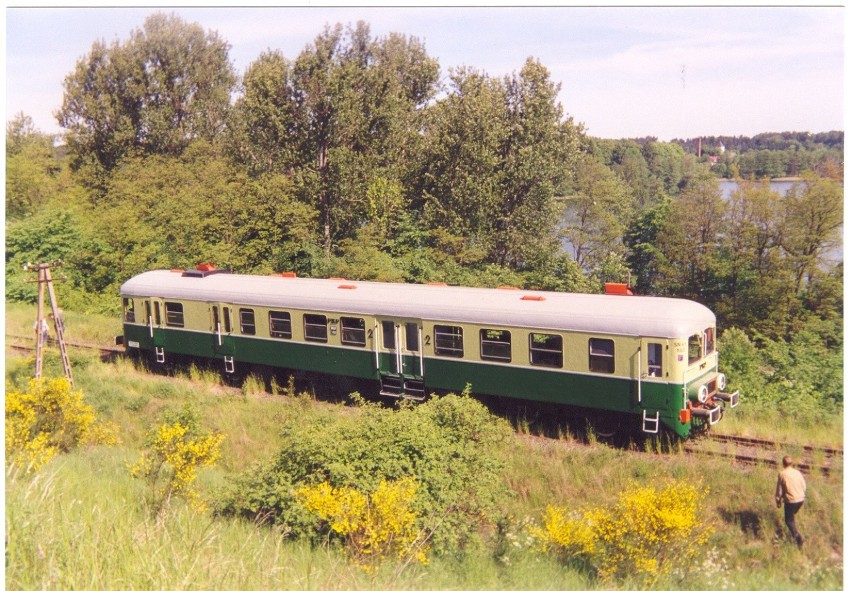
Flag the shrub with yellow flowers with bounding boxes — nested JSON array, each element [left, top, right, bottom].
[[130, 417, 225, 514], [296, 477, 429, 572], [5, 377, 118, 472], [531, 479, 713, 583]]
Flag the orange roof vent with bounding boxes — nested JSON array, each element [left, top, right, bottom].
[[338, 284, 357, 290], [521, 295, 546, 302], [197, 262, 217, 272], [604, 283, 634, 296], [279, 272, 297, 278]]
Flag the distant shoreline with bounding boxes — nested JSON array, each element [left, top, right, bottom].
[[721, 177, 804, 183]]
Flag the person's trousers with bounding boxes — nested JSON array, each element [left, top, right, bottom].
[[784, 501, 804, 542]]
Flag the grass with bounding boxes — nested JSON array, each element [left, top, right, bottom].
[[5, 305, 844, 590]]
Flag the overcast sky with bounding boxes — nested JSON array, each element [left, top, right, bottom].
[[4, 5, 845, 141]]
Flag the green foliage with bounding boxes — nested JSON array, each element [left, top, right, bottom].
[[57, 13, 236, 179], [719, 326, 842, 425], [216, 393, 512, 554], [5, 114, 61, 219], [562, 154, 634, 272], [418, 60, 581, 270]]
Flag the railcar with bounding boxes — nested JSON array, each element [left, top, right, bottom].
[[119, 265, 739, 438]]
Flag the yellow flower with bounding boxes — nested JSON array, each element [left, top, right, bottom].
[[296, 477, 429, 571], [531, 479, 713, 582], [5, 378, 118, 472], [130, 420, 225, 513]]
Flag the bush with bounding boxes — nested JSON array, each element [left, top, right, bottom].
[[5, 377, 118, 472], [531, 480, 713, 583], [130, 414, 225, 514], [719, 324, 843, 425], [216, 392, 513, 554]]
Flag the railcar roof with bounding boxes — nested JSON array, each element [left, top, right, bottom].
[[120, 270, 715, 339]]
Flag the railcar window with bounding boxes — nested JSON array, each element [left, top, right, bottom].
[[589, 338, 615, 374], [145, 301, 152, 325], [405, 323, 420, 352], [154, 302, 162, 326], [341, 317, 367, 347], [688, 334, 702, 364], [165, 302, 184, 327], [382, 321, 396, 349], [123, 298, 135, 323], [223, 308, 231, 333], [269, 311, 292, 339], [647, 343, 663, 377], [704, 327, 715, 357], [304, 314, 328, 342], [530, 333, 563, 368], [480, 329, 511, 363], [434, 325, 464, 358], [240, 308, 256, 335]]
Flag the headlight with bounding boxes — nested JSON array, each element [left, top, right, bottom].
[[689, 384, 709, 403]]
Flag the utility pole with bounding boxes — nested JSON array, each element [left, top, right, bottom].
[[26, 262, 73, 386]]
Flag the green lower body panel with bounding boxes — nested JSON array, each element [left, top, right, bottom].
[[123, 324, 692, 437]]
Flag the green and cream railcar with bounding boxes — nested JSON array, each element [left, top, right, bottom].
[[119, 267, 738, 438]]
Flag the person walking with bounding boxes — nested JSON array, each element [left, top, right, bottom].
[[775, 455, 806, 548]]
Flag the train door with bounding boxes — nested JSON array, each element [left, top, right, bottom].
[[638, 338, 667, 433], [145, 298, 166, 363], [377, 318, 425, 399], [210, 303, 236, 373]]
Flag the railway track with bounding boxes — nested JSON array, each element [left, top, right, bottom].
[[6, 336, 124, 361], [685, 432, 842, 476]]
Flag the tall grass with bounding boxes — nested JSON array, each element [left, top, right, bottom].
[[5, 306, 844, 590]]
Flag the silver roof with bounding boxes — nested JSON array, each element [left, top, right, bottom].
[[120, 270, 715, 338]]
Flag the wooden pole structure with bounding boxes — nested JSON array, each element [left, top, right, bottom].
[[34, 265, 46, 379], [27, 262, 74, 386]]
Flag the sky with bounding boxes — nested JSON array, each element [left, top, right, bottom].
[[3, 5, 845, 141]]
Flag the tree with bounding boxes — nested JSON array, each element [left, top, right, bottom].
[[562, 155, 633, 272], [234, 22, 439, 253], [779, 175, 843, 294], [494, 58, 582, 268], [419, 59, 582, 271], [655, 172, 726, 300], [229, 50, 299, 175], [642, 141, 686, 195], [5, 114, 60, 218], [715, 181, 788, 331], [624, 198, 672, 294], [418, 67, 507, 254], [57, 13, 236, 182]]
